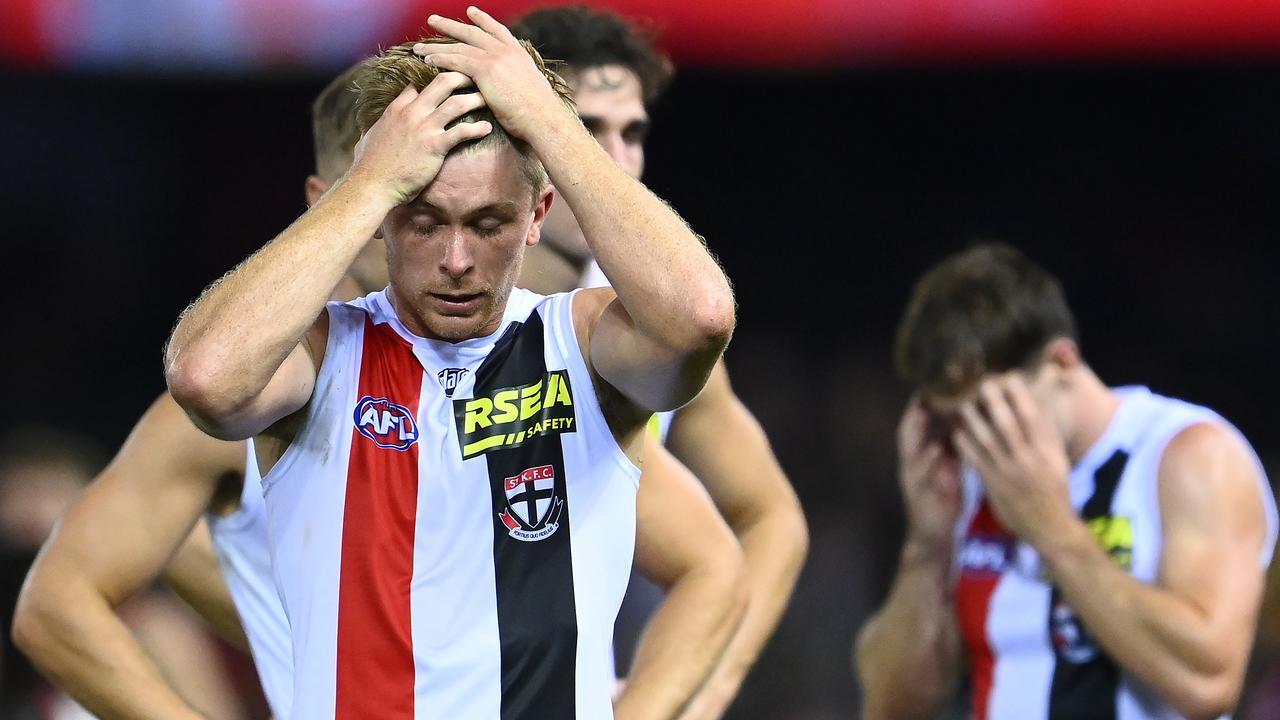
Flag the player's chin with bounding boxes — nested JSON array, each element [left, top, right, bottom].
[[423, 302, 497, 341]]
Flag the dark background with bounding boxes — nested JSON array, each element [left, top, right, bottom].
[[2, 60, 1279, 718]]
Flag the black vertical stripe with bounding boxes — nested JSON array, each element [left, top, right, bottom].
[[472, 313, 578, 720], [1047, 449, 1130, 720]]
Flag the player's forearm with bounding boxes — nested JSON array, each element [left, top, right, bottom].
[[616, 563, 749, 720], [163, 527, 249, 651], [13, 574, 206, 720], [856, 541, 960, 720], [688, 506, 808, 718], [1039, 524, 1245, 718], [529, 121, 735, 355], [165, 174, 389, 419]]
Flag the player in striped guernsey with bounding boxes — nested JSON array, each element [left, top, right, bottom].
[[856, 244, 1277, 720], [498, 9, 809, 717], [165, 7, 737, 720], [17, 50, 742, 720]]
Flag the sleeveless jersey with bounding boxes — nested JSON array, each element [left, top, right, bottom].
[[952, 386, 1278, 720], [205, 446, 293, 719], [261, 288, 640, 720]]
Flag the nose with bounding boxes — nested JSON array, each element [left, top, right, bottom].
[[439, 230, 474, 280]]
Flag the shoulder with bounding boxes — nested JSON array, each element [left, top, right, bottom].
[[1157, 421, 1266, 528], [1159, 421, 1256, 480]]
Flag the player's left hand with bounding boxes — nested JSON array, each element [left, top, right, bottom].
[[417, 7, 575, 143], [952, 375, 1078, 550]]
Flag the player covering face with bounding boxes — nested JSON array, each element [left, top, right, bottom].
[[856, 243, 1277, 720]]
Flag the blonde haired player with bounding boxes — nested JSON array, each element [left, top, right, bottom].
[[165, 7, 737, 719], [19, 36, 743, 720]]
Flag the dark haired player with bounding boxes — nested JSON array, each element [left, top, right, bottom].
[[856, 243, 1277, 719], [500, 8, 809, 717]]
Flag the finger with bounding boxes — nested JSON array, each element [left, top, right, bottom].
[[387, 84, 420, 112], [439, 120, 493, 149], [958, 400, 1003, 459], [428, 13, 502, 49], [979, 379, 1025, 449], [428, 92, 488, 128], [952, 426, 994, 476], [422, 52, 479, 78], [897, 400, 927, 456], [466, 5, 516, 41], [1002, 375, 1042, 441], [412, 40, 478, 58], [411, 71, 475, 111]]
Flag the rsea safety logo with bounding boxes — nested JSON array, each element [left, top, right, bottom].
[[353, 396, 420, 451], [498, 464, 565, 542], [1086, 515, 1133, 570], [452, 370, 576, 459]]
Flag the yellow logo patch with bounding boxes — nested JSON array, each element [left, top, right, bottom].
[[453, 370, 576, 459], [1086, 515, 1134, 570]]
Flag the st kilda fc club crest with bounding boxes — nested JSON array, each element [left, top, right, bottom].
[[1050, 598, 1099, 664], [498, 465, 564, 542]]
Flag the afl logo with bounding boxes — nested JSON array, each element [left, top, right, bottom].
[[353, 396, 420, 451]]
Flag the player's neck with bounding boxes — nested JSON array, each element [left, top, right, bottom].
[[518, 242, 586, 294], [1064, 369, 1123, 465]]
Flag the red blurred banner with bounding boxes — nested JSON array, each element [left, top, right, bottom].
[[4, 0, 1280, 71]]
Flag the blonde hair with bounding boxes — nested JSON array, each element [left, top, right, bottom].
[[354, 38, 574, 204]]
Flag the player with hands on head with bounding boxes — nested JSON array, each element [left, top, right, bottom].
[[856, 243, 1277, 720], [165, 7, 736, 720]]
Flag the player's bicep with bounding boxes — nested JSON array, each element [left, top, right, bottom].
[[576, 289, 717, 413], [1157, 423, 1270, 651], [634, 439, 742, 589], [667, 363, 794, 528]]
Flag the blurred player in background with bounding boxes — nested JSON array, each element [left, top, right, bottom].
[[164, 7, 738, 716], [856, 243, 1278, 719], [2, 427, 246, 720], [500, 8, 809, 717], [9, 61, 376, 720]]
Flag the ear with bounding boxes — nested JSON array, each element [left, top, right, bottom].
[[1042, 337, 1082, 381], [304, 175, 330, 207], [525, 185, 556, 248]]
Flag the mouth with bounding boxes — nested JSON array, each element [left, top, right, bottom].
[[428, 291, 484, 315]]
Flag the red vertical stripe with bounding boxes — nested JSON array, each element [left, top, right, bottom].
[[336, 318, 423, 719], [953, 500, 1008, 720]]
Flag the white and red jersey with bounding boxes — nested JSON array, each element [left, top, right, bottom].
[[206, 446, 292, 718], [260, 288, 640, 720], [953, 386, 1277, 720]]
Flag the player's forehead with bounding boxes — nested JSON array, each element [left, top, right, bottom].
[[412, 144, 527, 215], [920, 367, 1047, 414], [568, 64, 647, 122]]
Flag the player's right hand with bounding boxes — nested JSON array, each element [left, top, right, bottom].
[[896, 398, 963, 555], [349, 71, 492, 207]]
